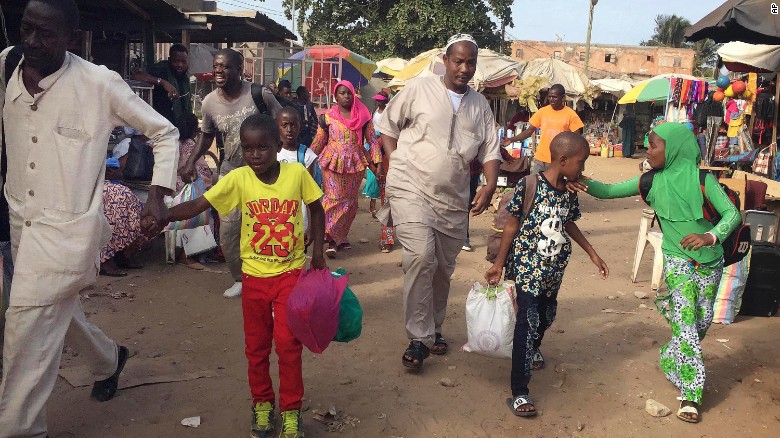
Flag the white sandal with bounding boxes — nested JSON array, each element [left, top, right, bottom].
[[676, 399, 699, 423]]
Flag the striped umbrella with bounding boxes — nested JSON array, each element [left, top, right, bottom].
[[618, 74, 702, 104]]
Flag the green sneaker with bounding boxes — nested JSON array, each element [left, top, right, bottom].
[[279, 409, 304, 438], [251, 401, 275, 438]]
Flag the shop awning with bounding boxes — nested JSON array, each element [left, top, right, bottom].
[[686, 0, 780, 45], [179, 11, 296, 44], [518, 58, 589, 97], [374, 58, 409, 76], [591, 78, 635, 97], [0, 0, 207, 44], [77, 0, 205, 33], [718, 41, 780, 72]]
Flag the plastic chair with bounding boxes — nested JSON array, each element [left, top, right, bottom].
[[165, 230, 177, 264], [632, 209, 664, 290]]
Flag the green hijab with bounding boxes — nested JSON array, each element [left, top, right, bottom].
[[646, 122, 704, 222]]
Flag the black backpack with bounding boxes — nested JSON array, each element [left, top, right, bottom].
[[122, 137, 155, 182], [639, 169, 751, 266], [250, 83, 271, 115]]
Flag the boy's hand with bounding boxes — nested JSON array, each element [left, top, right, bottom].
[[304, 228, 311, 246], [590, 254, 609, 280], [681, 233, 715, 251], [565, 179, 589, 193], [485, 265, 503, 286], [310, 254, 327, 271]]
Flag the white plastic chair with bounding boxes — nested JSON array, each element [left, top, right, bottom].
[[631, 209, 664, 290], [165, 230, 177, 264]]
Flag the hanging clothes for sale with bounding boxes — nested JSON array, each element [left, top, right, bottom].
[[754, 92, 775, 121], [694, 93, 724, 127]]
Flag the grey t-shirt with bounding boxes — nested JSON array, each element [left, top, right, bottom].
[[200, 81, 281, 174]]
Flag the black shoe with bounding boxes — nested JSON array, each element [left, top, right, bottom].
[[91, 345, 129, 402]]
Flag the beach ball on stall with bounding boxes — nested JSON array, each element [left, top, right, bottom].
[[732, 80, 746, 94], [716, 75, 731, 89], [713, 91, 725, 102], [724, 85, 735, 97]]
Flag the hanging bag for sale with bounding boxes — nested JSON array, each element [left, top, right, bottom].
[[165, 176, 211, 231], [462, 282, 517, 359]]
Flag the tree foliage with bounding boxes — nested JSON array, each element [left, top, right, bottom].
[[640, 14, 720, 76], [281, 0, 514, 59], [641, 14, 691, 48]]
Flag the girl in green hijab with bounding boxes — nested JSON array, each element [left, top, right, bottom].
[[574, 122, 740, 424]]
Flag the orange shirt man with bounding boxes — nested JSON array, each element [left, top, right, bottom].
[[503, 84, 584, 175]]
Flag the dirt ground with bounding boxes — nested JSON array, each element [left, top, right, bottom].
[[48, 154, 780, 438]]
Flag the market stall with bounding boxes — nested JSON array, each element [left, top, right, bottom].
[[684, 0, 780, 321], [277, 45, 376, 101]]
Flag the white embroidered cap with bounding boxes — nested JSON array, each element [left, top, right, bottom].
[[445, 33, 478, 51]]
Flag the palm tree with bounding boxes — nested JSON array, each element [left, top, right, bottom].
[[641, 14, 692, 48], [692, 39, 719, 77], [641, 14, 720, 76]]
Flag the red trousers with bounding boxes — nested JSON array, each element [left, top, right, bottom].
[[242, 270, 303, 410]]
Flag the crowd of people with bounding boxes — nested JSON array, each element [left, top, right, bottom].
[[0, 1, 744, 437]]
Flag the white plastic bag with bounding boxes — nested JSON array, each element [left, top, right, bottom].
[[180, 225, 217, 256], [463, 282, 517, 359]]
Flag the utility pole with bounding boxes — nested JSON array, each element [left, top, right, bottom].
[[583, 0, 598, 78], [290, 0, 296, 53], [501, 20, 506, 54]]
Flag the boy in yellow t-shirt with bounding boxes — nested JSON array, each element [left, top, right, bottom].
[[502, 84, 584, 175], [165, 114, 325, 438]]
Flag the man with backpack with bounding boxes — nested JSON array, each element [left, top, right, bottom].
[[179, 48, 282, 298]]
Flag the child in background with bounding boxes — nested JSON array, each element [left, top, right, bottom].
[[485, 132, 608, 418], [363, 92, 389, 219], [371, 92, 395, 252], [164, 114, 326, 438], [277, 106, 319, 248], [572, 122, 740, 424]]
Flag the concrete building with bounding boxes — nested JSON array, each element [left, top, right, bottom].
[[510, 40, 696, 79]]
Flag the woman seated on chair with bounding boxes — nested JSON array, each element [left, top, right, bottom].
[[174, 113, 215, 269], [100, 158, 146, 276]]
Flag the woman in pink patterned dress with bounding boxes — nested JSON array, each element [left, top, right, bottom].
[[100, 158, 144, 276], [311, 80, 382, 258]]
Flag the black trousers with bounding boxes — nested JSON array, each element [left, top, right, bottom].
[[510, 290, 558, 396]]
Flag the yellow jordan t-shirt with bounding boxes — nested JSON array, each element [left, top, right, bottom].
[[530, 105, 585, 163], [204, 163, 323, 278]]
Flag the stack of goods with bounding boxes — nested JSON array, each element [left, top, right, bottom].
[[584, 119, 619, 157], [501, 124, 534, 158]]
